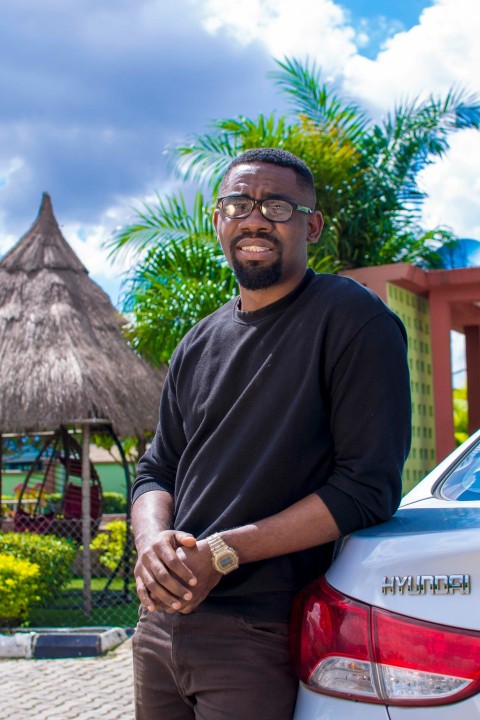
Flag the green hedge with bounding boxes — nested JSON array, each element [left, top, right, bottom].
[[0, 554, 40, 625], [44, 491, 127, 514], [90, 520, 134, 572], [1, 495, 14, 517], [0, 533, 77, 604], [102, 492, 127, 514]]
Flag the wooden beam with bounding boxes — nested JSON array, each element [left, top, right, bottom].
[[82, 423, 92, 616]]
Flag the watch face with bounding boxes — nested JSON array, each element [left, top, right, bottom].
[[215, 550, 238, 574], [219, 554, 235, 570]]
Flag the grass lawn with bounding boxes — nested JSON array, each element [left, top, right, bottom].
[[27, 576, 139, 629]]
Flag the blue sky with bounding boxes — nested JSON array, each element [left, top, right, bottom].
[[0, 0, 479, 308], [338, 0, 433, 57]]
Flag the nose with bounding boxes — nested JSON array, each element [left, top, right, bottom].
[[236, 204, 273, 234]]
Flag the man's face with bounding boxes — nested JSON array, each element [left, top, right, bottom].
[[213, 162, 323, 293]]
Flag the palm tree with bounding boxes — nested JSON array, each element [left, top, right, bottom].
[[109, 57, 480, 363], [175, 57, 480, 270], [109, 192, 237, 366]]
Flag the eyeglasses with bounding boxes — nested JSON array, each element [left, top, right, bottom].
[[217, 195, 313, 222]]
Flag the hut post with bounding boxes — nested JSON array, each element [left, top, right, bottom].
[[81, 423, 92, 615]]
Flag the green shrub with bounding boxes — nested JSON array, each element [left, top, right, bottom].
[[1, 495, 15, 517], [102, 492, 127, 514], [453, 387, 469, 447], [0, 553, 40, 624], [90, 520, 134, 572], [45, 491, 127, 514], [0, 533, 77, 603], [44, 492, 62, 513]]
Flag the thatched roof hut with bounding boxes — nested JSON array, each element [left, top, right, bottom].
[[0, 193, 165, 436]]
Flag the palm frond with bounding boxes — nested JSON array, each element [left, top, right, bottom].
[[106, 191, 215, 261], [120, 232, 236, 364], [271, 57, 368, 140], [107, 56, 480, 365], [174, 133, 239, 189], [173, 114, 299, 194], [371, 87, 480, 193], [213, 114, 296, 147]]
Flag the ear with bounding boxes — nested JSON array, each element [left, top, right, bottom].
[[307, 211, 324, 245], [213, 208, 220, 237]]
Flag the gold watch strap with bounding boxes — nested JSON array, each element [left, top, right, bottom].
[[207, 533, 230, 554]]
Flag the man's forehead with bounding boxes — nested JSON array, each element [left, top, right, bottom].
[[222, 162, 299, 191]]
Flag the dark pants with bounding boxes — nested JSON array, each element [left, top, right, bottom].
[[133, 607, 299, 720]]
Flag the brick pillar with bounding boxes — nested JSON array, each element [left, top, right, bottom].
[[429, 292, 455, 461]]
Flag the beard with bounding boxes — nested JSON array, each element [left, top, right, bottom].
[[232, 257, 282, 290], [230, 235, 283, 290]]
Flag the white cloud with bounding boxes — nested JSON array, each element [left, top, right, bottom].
[[0, 156, 24, 189], [344, 0, 480, 241], [196, 0, 357, 78], [419, 130, 480, 240], [2, 0, 479, 309], [0, 228, 17, 258], [0, 156, 31, 256], [66, 222, 123, 279], [192, 0, 479, 113], [62, 201, 149, 306], [197, 0, 480, 241], [344, 0, 480, 109], [61, 174, 189, 306]]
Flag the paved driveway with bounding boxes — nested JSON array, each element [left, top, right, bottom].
[[0, 638, 134, 720]]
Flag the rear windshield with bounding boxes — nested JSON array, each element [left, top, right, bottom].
[[439, 439, 480, 501]]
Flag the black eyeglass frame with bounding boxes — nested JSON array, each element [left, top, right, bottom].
[[216, 195, 314, 222]]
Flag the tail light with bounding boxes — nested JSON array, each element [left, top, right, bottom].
[[290, 577, 480, 706]]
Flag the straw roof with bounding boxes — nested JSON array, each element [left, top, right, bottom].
[[0, 193, 165, 436]]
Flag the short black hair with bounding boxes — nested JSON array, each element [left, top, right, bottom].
[[219, 148, 315, 200]]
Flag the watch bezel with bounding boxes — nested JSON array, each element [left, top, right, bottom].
[[213, 549, 239, 574]]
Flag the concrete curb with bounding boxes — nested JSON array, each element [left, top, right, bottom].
[[0, 631, 35, 658], [0, 626, 131, 659]]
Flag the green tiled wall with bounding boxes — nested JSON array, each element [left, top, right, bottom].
[[387, 283, 436, 494]]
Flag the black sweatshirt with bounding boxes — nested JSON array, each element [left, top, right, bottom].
[[133, 269, 411, 620]]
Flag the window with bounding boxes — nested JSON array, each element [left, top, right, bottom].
[[439, 440, 480, 501]]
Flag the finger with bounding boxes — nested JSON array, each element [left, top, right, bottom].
[[138, 544, 195, 595], [179, 606, 194, 614], [176, 547, 187, 562], [151, 542, 198, 588], [174, 548, 199, 587], [139, 561, 194, 609], [176, 533, 197, 548], [135, 576, 156, 612], [163, 606, 178, 615]]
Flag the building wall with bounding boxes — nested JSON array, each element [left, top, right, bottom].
[[387, 283, 436, 494]]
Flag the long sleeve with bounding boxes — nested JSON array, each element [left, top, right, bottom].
[[316, 311, 411, 535], [133, 354, 187, 502]]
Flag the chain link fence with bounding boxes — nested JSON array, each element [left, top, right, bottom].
[[0, 513, 138, 631], [0, 428, 139, 631]]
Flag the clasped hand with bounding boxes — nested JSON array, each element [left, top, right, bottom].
[[134, 530, 221, 614]]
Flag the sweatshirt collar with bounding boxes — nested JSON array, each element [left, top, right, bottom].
[[233, 268, 315, 325]]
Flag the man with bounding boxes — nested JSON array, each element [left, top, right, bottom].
[[132, 148, 411, 720]]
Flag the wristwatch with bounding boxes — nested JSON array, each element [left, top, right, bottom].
[[207, 533, 239, 575]]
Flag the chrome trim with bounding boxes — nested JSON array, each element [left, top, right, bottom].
[[382, 574, 471, 595]]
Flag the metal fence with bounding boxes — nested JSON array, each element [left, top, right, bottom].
[[0, 427, 139, 631], [0, 510, 138, 631]]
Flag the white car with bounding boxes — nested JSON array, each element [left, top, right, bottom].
[[291, 430, 480, 719]]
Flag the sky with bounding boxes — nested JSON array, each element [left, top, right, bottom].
[[0, 0, 479, 315]]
